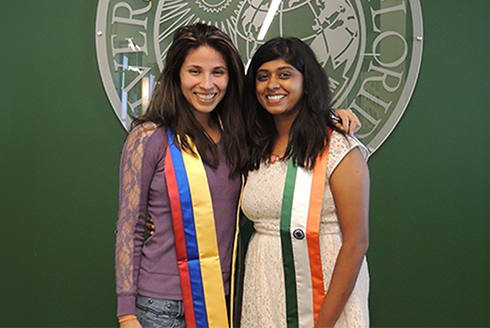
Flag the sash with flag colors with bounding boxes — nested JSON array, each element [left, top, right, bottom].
[[164, 129, 230, 328], [280, 134, 331, 328]]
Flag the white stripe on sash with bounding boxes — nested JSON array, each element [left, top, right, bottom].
[[290, 167, 315, 328]]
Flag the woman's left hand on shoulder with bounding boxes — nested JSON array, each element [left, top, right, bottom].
[[333, 109, 361, 136]]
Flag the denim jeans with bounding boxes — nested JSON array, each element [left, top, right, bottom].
[[136, 295, 186, 328]]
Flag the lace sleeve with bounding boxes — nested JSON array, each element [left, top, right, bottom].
[[115, 122, 158, 316], [327, 131, 369, 178]]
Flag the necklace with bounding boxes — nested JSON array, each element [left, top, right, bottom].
[[269, 152, 285, 164]]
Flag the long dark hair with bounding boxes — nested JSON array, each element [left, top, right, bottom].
[[132, 23, 247, 177], [244, 37, 344, 170]]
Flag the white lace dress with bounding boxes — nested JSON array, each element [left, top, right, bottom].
[[240, 132, 370, 328]]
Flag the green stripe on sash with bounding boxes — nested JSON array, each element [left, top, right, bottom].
[[281, 160, 299, 328]]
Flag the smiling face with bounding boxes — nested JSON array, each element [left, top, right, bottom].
[[180, 45, 229, 122], [255, 58, 304, 121]]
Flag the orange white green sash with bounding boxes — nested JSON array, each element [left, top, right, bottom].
[[280, 139, 331, 328], [164, 129, 229, 328]]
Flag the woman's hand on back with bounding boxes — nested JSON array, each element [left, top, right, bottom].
[[146, 216, 155, 236]]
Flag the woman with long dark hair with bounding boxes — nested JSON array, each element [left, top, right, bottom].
[[240, 37, 370, 328]]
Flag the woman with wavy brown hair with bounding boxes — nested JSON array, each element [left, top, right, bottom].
[[115, 23, 247, 328]]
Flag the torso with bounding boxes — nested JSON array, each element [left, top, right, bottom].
[[239, 131, 370, 328]]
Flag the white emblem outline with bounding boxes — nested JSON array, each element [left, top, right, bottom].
[[95, 0, 423, 155]]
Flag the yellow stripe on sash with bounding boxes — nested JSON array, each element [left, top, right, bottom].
[[181, 146, 228, 327]]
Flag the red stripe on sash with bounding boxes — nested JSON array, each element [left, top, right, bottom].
[[164, 145, 196, 326]]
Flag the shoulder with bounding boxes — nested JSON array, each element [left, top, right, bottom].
[[327, 131, 369, 176], [126, 122, 161, 144], [122, 123, 167, 158], [330, 131, 369, 158], [125, 122, 167, 147]]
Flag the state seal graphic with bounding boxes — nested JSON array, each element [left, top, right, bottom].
[[96, 0, 423, 154]]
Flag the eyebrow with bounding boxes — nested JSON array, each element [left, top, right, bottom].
[[257, 66, 295, 73], [185, 64, 227, 70]]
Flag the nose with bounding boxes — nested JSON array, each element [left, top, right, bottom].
[[267, 76, 280, 90], [200, 73, 214, 90]]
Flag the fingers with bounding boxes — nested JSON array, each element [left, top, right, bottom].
[[334, 109, 362, 136], [344, 109, 361, 135], [348, 113, 362, 135], [336, 110, 349, 134], [332, 119, 343, 132], [145, 222, 155, 236], [145, 215, 155, 236]]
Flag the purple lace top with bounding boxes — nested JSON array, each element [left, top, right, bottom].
[[115, 122, 241, 317]]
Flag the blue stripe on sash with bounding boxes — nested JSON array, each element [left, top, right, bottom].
[[167, 129, 208, 327]]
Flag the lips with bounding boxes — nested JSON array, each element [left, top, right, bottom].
[[195, 92, 217, 101], [265, 94, 286, 102]]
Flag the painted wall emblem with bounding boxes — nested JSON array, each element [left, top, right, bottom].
[[96, 0, 423, 154]]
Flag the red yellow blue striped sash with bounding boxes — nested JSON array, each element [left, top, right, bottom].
[[280, 137, 331, 328], [164, 129, 228, 328]]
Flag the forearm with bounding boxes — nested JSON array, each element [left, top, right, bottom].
[[116, 129, 153, 316], [314, 241, 368, 328], [317, 145, 370, 327], [115, 219, 145, 316]]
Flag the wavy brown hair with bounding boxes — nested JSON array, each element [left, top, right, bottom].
[[132, 23, 247, 176]]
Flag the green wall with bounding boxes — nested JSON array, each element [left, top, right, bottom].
[[1, 1, 488, 327]]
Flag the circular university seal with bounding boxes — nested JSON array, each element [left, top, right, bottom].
[[96, 0, 423, 154]]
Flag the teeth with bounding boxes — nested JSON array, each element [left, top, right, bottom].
[[196, 93, 216, 100], [267, 95, 285, 100]]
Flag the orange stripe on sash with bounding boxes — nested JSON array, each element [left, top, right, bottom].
[[306, 148, 329, 320], [281, 131, 332, 327]]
